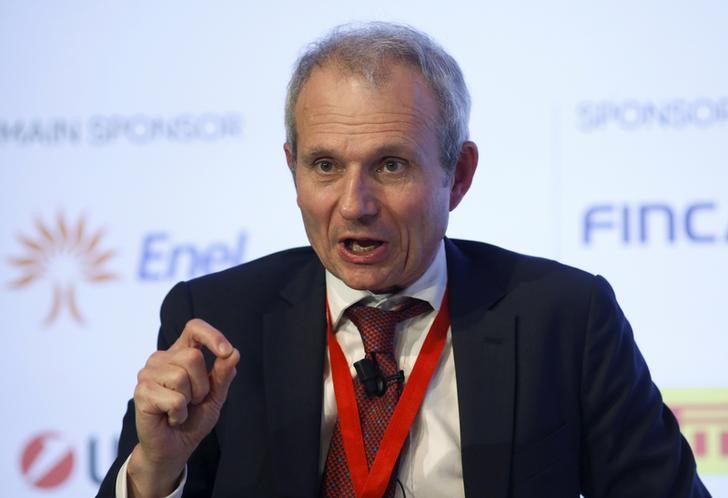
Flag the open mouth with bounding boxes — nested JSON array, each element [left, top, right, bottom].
[[344, 239, 384, 253]]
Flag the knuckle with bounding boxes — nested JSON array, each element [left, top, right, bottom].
[[169, 390, 188, 410], [136, 367, 149, 383], [184, 318, 204, 333], [191, 381, 210, 404], [133, 381, 150, 401], [168, 367, 188, 389], [146, 350, 166, 366], [179, 347, 204, 366], [230, 348, 241, 363]]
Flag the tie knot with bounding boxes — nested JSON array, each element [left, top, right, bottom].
[[345, 298, 432, 355]]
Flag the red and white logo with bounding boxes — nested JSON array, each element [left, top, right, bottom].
[[19, 432, 75, 489]]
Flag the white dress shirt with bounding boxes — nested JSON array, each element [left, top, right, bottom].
[[117, 240, 464, 498]]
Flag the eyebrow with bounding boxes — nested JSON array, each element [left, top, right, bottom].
[[299, 143, 419, 164], [299, 147, 335, 163]]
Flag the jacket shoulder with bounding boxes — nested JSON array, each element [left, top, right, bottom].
[[187, 246, 319, 293], [159, 246, 321, 327], [447, 238, 596, 289]]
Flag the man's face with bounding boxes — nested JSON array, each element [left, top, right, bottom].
[[286, 63, 474, 292]]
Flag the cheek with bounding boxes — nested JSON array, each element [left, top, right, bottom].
[[294, 178, 306, 210], [295, 181, 316, 216], [301, 206, 324, 236], [396, 200, 434, 242], [297, 190, 332, 238], [410, 190, 450, 241]]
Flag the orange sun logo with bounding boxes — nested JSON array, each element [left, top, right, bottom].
[[8, 213, 117, 326]]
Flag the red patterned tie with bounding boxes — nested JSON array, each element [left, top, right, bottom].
[[323, 298, 432, 497]]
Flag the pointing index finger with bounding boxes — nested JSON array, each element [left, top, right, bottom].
[[173, 318, 233, 358]]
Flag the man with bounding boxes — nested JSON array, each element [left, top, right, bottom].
[[97, 22, 709, 497]]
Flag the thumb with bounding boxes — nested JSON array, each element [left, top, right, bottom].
[[207, 347, 240, 408]]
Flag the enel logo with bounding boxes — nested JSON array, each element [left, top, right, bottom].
[[138, 232, 247, 280]]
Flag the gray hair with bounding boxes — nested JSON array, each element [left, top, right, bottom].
[[284, 22, 471, 173]]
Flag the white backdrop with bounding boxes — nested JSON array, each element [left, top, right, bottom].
[[1, 1, 726, 496]]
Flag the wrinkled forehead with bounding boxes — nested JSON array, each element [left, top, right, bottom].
[[292, 63, 444, 173], [296, 63, 440, 124], [299, 58, 441, 119]]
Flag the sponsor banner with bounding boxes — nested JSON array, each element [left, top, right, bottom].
[[577, 98, 728, 132], [556, 95, 728, 390], [663, 389, 728, 475], [137, 231, 247, 281], [0, 113, 244, 147], [7, 213, 118, 326], [581, 200, 727, 247], [12, 430, 118, 496], [2, 2, 727, 497], [5, 212, 249, 326], [20, 432, 76, 491], [2, 211, 251, 497]]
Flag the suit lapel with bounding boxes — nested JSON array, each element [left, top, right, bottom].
[[257, 240, 517, 496], [262, 256, 327, 496], [446, 239, 516, 498]]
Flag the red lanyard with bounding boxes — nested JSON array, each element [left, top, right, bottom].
[[326, 290, 450, 498]]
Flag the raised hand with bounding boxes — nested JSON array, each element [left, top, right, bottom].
[[126, 319, 240, 498]]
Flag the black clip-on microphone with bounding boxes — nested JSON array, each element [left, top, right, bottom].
[[354, 355, 404, 397]]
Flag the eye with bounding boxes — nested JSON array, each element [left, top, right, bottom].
[[380, 158, 406, 174], [314, 160, 335, 173]]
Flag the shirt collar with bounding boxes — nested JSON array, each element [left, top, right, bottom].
[[325, 239, 447, 328]]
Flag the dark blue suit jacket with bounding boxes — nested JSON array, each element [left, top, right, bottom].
[[97, 239, 709, 497]]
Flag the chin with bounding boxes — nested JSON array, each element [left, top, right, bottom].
[[340, 271, 392, 293], [342, 277, 380, 291]]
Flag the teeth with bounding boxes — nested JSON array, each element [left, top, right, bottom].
[[350, 240, 381, 252]]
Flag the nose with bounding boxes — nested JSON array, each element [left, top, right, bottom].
[[339, 169, 379, 222]]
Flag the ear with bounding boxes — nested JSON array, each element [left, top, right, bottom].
[[283, 143, 296, 178], [449, 141, 478, 211]]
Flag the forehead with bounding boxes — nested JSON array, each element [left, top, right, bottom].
[[294, 63, 441, 154]]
